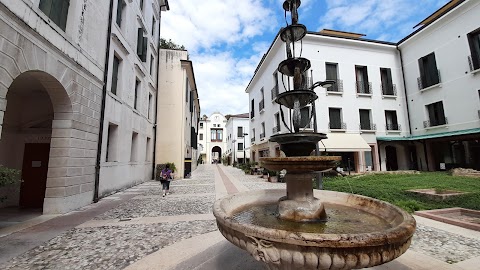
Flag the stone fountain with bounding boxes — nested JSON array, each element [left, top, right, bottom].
[[213, 1, 416, 269]]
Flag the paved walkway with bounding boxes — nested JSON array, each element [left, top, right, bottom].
[[0, 164, 479, 269]]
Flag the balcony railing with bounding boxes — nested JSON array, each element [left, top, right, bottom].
[[272, 125, 280, 133], [356, 81, 372, 94], [259, 99, 265, 111], [260, 132, 265, 139], [468, 55, 480, 72], [360, 123, 377, 131], [326, 79, 343, 93], [423, 117, 448, 128], [271, 85, 279, 100], [329, 122, 347, 130], [251, 137, 255, 143], [386, 123, 401, 131], [417, 69, 441, 90], [381, 84, 397, 96]]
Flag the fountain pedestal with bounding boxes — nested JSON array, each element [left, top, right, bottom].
[[279, 173, 327, 222]]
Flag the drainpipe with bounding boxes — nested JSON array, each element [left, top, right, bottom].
[[152, 2, 170, 180], [94, 0, 115, 203]]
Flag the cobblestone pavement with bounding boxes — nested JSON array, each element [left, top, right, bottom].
[[2, 164, 480, 269]]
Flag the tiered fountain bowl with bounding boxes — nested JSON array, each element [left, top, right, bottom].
[[213, 1, 415, 269]]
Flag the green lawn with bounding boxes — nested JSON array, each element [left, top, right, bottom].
[[322, 172, 480, 213]]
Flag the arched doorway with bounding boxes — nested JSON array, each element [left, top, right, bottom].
[[385, 145, 399, 171], [211, 146, 222, 164], [0, 71, 72, 212]]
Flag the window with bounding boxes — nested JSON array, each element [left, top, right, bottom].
[[329, 108, 343, 129], [250, 99, 255, 118], [106, 123, 118, 161], [150, 55, 154, 76], [199, 133, 203, 140], [355, 65, 370, 94], [325, 63, 339, 92], [200, 123, 204, 128], [139, 0, 144, 11], [39, 0, 70, 31], [273, 113, 280, 133], [425, 101, 447, 127], [259, 88, 265, 111], [211, 129, 223, 142], [260, 122, 265, 139], [151, 17, 156, 36], [385, 110, 399, 131], [137, 28, 147, 62], [252, 129, 255, 141], [148, 93, 152, 119], [300, 106, 311, 128], [111, 55, 121, 95], [116, 0, 125, 27], [131, 132, 138, 162], [237, 126, 243, 137], [380, 68, 395, 95], [359, 109, 374, 130], [418, 52, 440, 89], [272, 72, 279, 100], [146, 137, 151, 161], [238, 143, 244, 151], [134, 79, 140, 110], [468, 28, 480, 71]]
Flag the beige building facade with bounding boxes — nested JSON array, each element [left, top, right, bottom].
[[0, 0, 109, 213], [156, 49, 200, 178]]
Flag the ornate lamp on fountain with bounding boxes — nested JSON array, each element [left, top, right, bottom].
[[213, 1, 416, 269]]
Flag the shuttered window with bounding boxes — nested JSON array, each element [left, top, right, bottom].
[[380, 68, 394, 95], [39, 0, 70, 31], [111, 56, 121, 95], [468, 29, 480, 70], [116, 0, 124, 26], [359, 109, 371, 130], [329, 108, 341, 129], [418, 53, 440, 88], [427, 101, 446, 126], [137, 28, 147, 62], [325, 63, 338, 92]]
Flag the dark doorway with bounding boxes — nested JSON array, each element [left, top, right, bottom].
[[20, 143, 50, 208], [385, 146, 398, 171], [212, 146, 222, 163], [409, 145, 419, 170]]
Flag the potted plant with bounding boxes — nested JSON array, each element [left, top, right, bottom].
[[268, 170, 278, 183]]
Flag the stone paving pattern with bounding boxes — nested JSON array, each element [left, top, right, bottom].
[[2, 164, 480, 269]]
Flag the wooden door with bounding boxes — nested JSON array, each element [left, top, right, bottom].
[[20, 143, 50, 208]]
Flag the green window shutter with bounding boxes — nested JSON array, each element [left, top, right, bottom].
[[39, 0, 53, 16], [39, 0, 69, 31], [141, 37, 148, 62], [112, 57, 120, 95], [137, 28, 144, 57], [57, 0, 69, 31]]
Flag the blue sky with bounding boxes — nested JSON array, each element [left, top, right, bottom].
[[161, 0, 449, 117]]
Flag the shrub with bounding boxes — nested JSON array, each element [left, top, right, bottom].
[[0, 166, 21, 202]]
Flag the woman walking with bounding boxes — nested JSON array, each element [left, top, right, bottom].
[[160, 164, 173, 197]]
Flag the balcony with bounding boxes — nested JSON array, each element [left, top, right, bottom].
[[386, 123, 401, 131], [468, 55, 480, 73], [272, 125, 280, 134], [423, 117, 448, 128], [360, 123, 377, 131], [259, 99, 265, 112], [326, 79, 343, 93], [381, 84, 397, 96], [417, 70, 441, 91], [356, 81, 372, 95], [260, 132, 265, 140], [329, 122, 346, 130], [271, 85, 279, 100]]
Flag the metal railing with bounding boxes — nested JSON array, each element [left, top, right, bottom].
[[259, 99, 265, 111], [360, 123, 377, 131], [423, 117, 448, 128], [329, 122, 347, 130], [356, 81, 372, 94], [326, 79, 343, 93], [260, 132, 265, 139], [468, 55, 480, 72], [381, 84, 397, 96], [417, 69, 441, 90], [272, 126, 280, 133], [271, 85, 279, 100], [386, 123, 401, 131]]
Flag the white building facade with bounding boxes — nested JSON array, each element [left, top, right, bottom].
[[247, 0, 480, 173], [99, 0, 168, 197], [198, 112, 227, 164], [156, 49, 200, 178], [225, 113, 251, 165]]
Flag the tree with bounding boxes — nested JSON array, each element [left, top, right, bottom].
[[160, 38, 186, 50]]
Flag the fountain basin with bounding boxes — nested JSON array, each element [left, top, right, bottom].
[[213, 189, 416, 270]]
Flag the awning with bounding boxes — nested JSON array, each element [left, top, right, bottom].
[[377, 128, 480, 141], [319, 133, 371, 152]]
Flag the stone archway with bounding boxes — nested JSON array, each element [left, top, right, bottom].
[[211, 146, 222, 163]]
